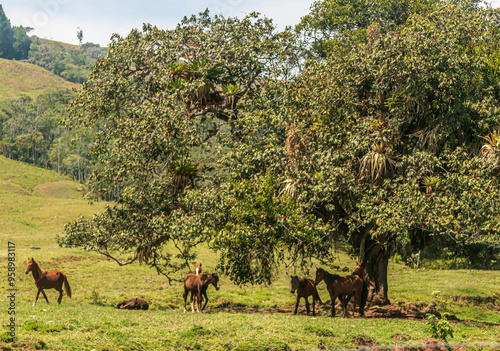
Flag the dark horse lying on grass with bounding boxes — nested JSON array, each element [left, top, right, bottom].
[[183, 272, 220, 313], [115, 298, 149, 310], [25, 258, 72, 306], [315, 267, 367, 318], [290, 276, 322, 316]]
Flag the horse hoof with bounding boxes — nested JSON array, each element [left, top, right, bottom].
[[32, 303, 36, 307]]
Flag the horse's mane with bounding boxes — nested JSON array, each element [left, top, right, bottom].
[[321, 269, 341, 280], [32, 259, 47, 276]]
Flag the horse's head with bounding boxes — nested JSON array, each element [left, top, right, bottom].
[[290, 275, 299, 293], [194, 263, 202, 275], [211, 273, 220, 291], [352, 262, 365, 277], [25, 258, 35, 274], [314, 268, 326, 286]]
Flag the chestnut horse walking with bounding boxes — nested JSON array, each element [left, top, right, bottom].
[[183, 272, 220, 313], [25, 258, 72, 306], [314, 267, 367, 318], [290, 276, 322, 316]]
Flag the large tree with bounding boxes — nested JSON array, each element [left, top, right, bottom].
[[61, 3, 500, 297], [284, 1, 500, 303], [60, 11, 302, 282]]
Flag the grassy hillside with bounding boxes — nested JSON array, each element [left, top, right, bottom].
[[0, 156, 499, 350], [0, 58, 78, 102], [0, 155, 106, 247]]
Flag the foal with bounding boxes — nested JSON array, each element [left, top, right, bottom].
[[115, 298, 149, 310], [25, 258, 72, 306], [290, 276, 322, 316], [183, 272, 220, 313]]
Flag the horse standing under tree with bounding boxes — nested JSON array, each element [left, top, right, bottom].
[[290, 276, 322, 316], [183, 272, 220, 313], [346, 261, 367, 315], [25, 258, 72, 306], [314, 267, 367, 318]]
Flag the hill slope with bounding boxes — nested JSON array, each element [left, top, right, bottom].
[[0, 155, 105, 247], [0, 58, 78, 101]]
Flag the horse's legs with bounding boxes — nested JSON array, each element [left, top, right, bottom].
[[183, 288, 188, 313], [201, 291, 208, 311], [41, 290, 49, 304], [341, 295, 349, 318], [352, 293, 357, 317], [305, 296, 311, 315], [57, 287, 63, 304], [312, 293, 316, 317], [330, 294, 338, 318], [33, 289, 41, 306], [196, 292, 202, 313], [294, 296, 300, 315], [190, 292, 195, 313]]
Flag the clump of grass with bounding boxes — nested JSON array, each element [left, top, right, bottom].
[[182, 325, 211, 338], [89, 289, 104, 305], [235, 339, 291, 351], [304, 325, 335, 337], [23, 321, 72, 333]]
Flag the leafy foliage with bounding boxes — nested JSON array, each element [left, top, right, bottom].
[[60, 11, 301, 282], [0, 5, 32, 60], [425, 313, 454, 341], [59, 1, 500, 292], [28, 38, 107, 83]]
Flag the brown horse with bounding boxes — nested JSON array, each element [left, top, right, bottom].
[[25, 258, 72, 306], [115, 298, 149, 310], [290, 276, 322, 316], [194, 263, 202, 275], [347, 261, 367, 315], [183, 272, 220, 313], [314, 267, 367, 318]]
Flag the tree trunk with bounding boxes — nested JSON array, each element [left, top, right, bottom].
[[350, 228, 391, 306]]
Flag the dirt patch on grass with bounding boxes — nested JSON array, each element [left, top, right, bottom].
[[449, 295, 499, 308], [207, 299, 500, 327], [45, 255, 86, 265]]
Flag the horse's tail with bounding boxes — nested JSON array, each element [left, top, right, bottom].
[[63, 274, 72, 299], [359, 279, 368, 317]]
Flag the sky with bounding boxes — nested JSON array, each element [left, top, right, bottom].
[[2, 0, 316, 47]]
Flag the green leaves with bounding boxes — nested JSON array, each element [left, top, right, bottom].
[[60, 10, 299, 282]]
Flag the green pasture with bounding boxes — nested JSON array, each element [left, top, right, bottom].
[[1, 156, 499, 350]]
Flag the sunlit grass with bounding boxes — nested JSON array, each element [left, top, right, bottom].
[[1, 156, 499, 350]]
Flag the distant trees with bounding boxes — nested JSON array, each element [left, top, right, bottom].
[[0, 89, 94, 181], [28, 38, 107, 83], [0, 5, 32, 60]]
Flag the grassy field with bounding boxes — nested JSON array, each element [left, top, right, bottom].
[[1, 155, 499, 350], [0, 58, 78, 102]]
